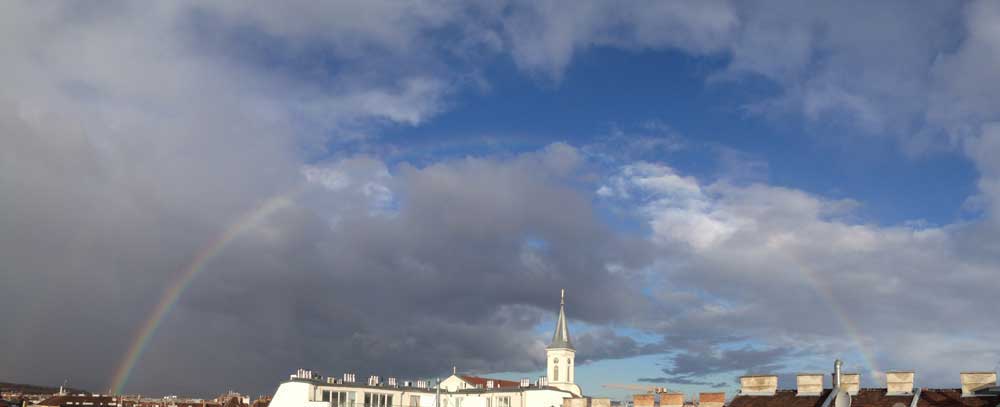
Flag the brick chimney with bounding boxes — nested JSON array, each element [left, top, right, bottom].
[[960, 372, 997, 396], [739, 375, 777, 396], [796, 374, 823, 396], [699, 392, 725, 407], [661, 393, 683, 407], [885, 372, 914, 396], [633, 394, 655, 407]]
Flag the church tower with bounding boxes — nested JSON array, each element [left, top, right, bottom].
[[546, 289, 581, 396]]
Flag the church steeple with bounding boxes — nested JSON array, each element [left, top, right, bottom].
[[545, 289, 580, 396], [548, 289, 573, 350]]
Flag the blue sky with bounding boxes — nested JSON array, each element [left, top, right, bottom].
[[368, 46, 979, 227], [3, 0, 1000, 400]]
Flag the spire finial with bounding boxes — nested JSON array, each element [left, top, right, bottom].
[[452, 366, 457, 375], [561, 289, 565, 305]]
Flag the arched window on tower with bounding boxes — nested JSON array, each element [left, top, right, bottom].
[[553, 358, 559, 381]]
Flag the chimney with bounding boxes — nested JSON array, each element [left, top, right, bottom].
[[839, 373, 859, 396], [699, 393, 725, 407], [885, 372, 914, 396], [632, 394, 655, 407], [487, 380, 494, 389], [387, 377, 397, 387], [661, 393, 683, 407], [960, 372, 997, 396], [834, 360, 842, 388], [740, 375, 778, 396], [520, 378, 530, 388], [796, 374, 823, 396]]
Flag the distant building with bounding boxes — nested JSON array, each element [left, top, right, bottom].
[[268, 291, 602, 407], [36, 395, 121, 407]]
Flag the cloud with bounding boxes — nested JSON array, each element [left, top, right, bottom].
[[498, 1, 737, 80], [595, 158, 1000, 386], [574, 328, 670, 364], [665, 347, 788, 378], [6, 0, 1000, 399]]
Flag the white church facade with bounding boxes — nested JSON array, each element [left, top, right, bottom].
[[269, 291, 599, 407]]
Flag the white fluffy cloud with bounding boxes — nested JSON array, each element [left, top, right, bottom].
[[598, 160, 1000, 384]]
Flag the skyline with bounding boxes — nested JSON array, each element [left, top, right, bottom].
[[3, 0, 1000, 401]]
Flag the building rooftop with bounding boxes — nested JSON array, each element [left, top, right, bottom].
[[729, 388, 1000, 407], [458, 376, 521, 389]]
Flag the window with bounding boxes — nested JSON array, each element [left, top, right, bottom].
[[331, 392, 355, 407], [443, 399, 449, 407], [553, 358, 560, 381], [323, 391, 331, 402], [409, 396, 420, 407], [497, 397, 511, 407], [365, 394, 391, 407], [455, 398, 463, 407]]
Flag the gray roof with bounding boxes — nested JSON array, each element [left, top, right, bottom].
[[547, 289, 573, 350]]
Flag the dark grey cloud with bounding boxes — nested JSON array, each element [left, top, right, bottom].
[[637, 377, 728, 389], [574, 328, 671, 364], [633, 346, 786, 390], [665, 348, 788, 378]]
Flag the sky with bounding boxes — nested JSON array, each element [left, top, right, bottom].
[[3, 0, 1000, 401]]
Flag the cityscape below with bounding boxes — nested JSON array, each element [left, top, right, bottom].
[[6, 294, 1000, 407]]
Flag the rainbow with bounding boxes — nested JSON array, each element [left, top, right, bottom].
[[109, 194, 296, 394], [791, 256, 882, 379]]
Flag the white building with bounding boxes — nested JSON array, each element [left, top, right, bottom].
[[269, 291, 589, 407]]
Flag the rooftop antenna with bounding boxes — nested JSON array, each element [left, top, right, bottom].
[[561, 289, 565, 306]]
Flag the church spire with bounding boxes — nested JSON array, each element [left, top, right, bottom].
[[548, 289, 573, 350]]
